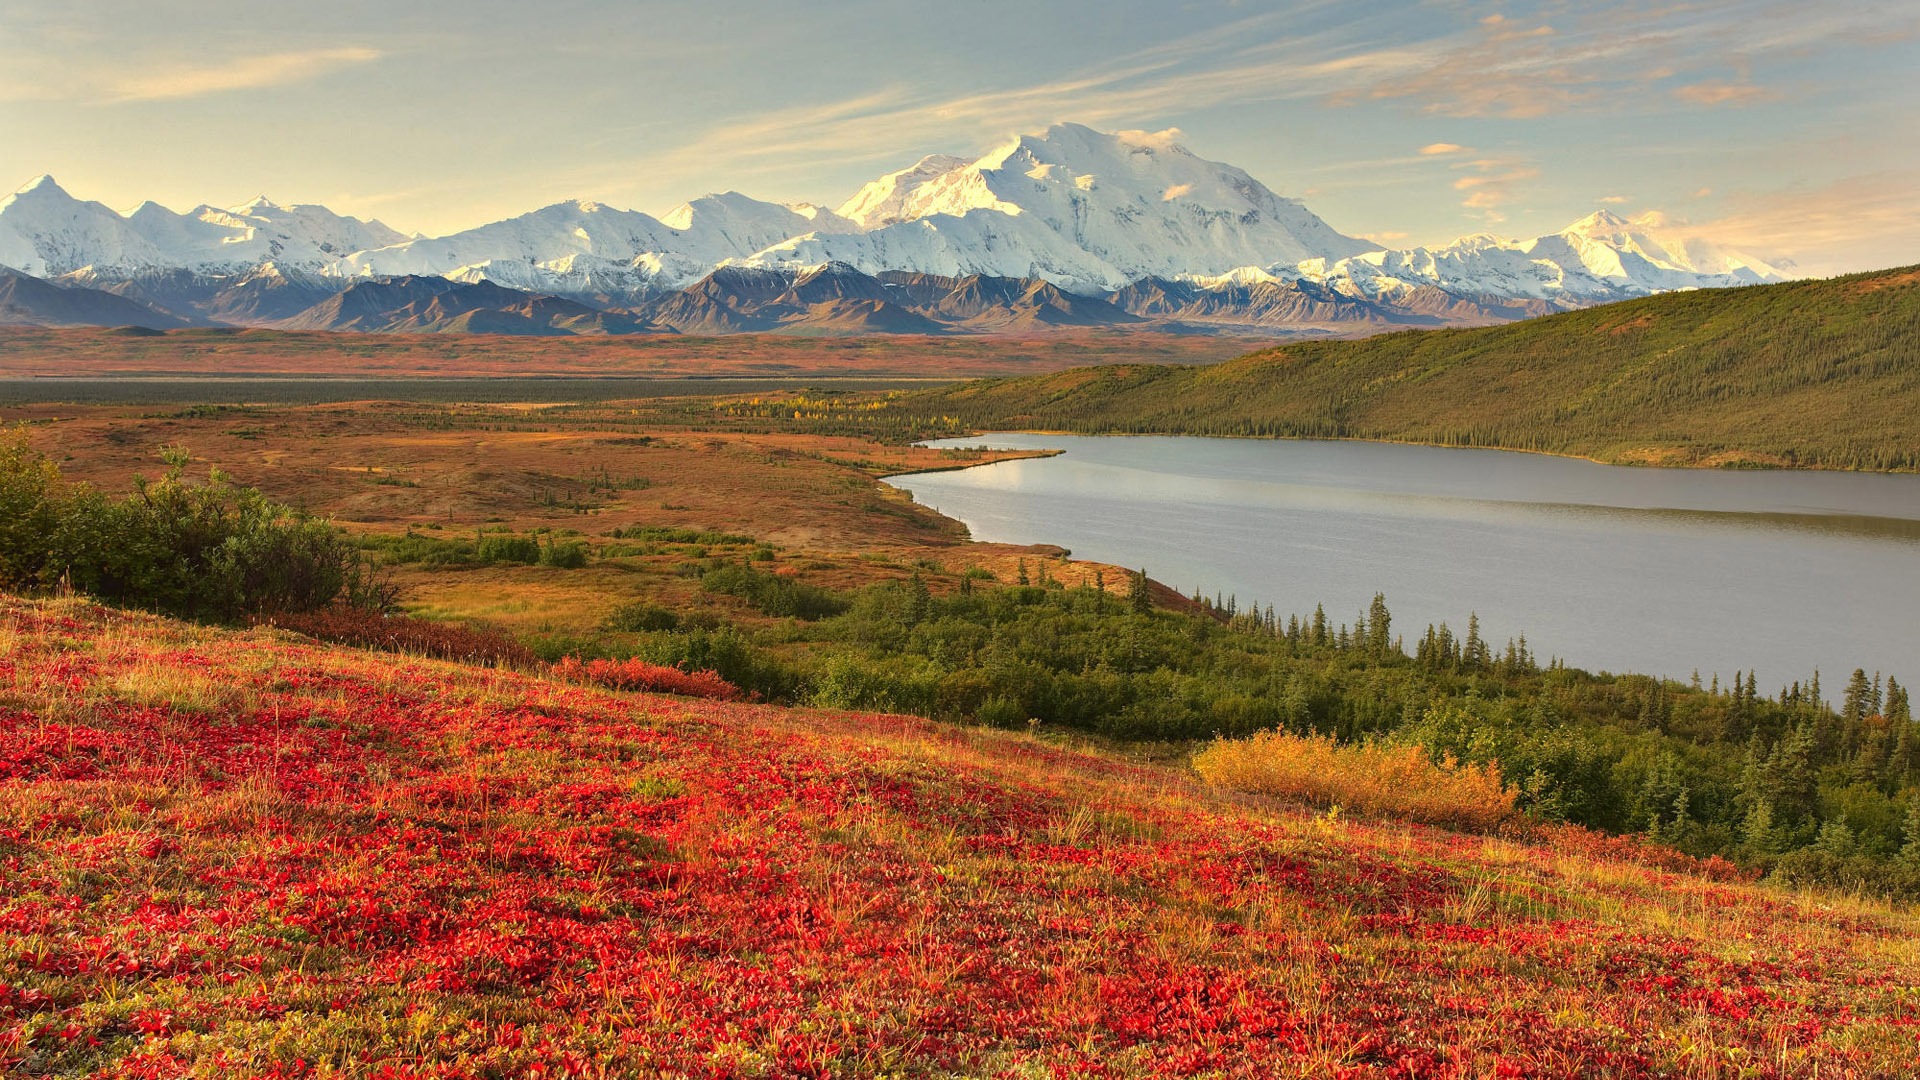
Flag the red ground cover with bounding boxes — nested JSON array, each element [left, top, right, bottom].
[[0, 598, 1915, 1078], [549, 656, 741, 701]]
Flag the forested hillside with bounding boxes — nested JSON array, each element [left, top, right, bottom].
[[898, 265, 1920, 470]]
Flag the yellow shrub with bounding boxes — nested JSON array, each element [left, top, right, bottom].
[[1193, 730, 1516, 832]]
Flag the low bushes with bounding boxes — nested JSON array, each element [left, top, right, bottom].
[[475, 533, 588, 568], [267, 607, 537, 668], [701, 561, 846, 620], [1193, 730, 1517, 832], [1, 429, 392, 622], [551, 656, 742, 701], [1532, 822, 1756, 884]]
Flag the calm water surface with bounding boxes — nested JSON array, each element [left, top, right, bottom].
[[887, 436, 1920, 688]]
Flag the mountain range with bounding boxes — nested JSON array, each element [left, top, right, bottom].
[[0, 123, 1786, 337]]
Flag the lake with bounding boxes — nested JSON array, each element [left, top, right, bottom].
[[886, 435, 1920, 690]]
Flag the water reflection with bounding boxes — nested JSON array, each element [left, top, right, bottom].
[[886, 435, 1920, 685]]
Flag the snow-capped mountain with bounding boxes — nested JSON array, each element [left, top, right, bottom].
[[723, 124, 1378, 293], [125, 195, 407, 272], [837, 155, 970, 228], [1292, 211, 1785, 305], [336, 190, 865, 296], [821, 124, 1378, 283], [324, 125, 1376, 296], [0, 175, 404, 277], [0, 176, 167, 277], [0, 123, 1791, 336]]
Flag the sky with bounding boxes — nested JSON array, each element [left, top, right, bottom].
[[2, 0, 1916, 275]]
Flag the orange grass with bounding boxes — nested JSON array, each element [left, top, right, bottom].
[[1193, 730, 1519, 832], [0, 326, 1250, 379]]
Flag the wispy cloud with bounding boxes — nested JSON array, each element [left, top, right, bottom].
[[103, 47, 382, 103], [1671, 81, 1775, 107], [1336, 2, 1919, 119], [1647, 171, 1920, 275], [593, 0, 1918, 210], [1598, 195, 1630, 204], [562, 9, 1442, 198], [1447, 157, 1541, 223]]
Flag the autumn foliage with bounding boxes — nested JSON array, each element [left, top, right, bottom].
[[265, 606, 537, 668], [1193, 730, 1518, 832], [549, 655, 742, 701], [0, 596, 1916, 1078]]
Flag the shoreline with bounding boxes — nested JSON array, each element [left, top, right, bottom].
[[873, 431, 1920, 687], [910, 427, 1919, 476]]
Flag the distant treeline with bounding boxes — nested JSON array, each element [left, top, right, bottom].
[[531, 557, 1920, 899], [703, 266, 1920, 471]]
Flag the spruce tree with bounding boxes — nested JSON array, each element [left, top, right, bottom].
[[1463, 613, 1488, 672], [1740, 798, 1778, 855], [906, 570, 931, 625], [1128, 568, 1152, 614], [1887, 678, 1913, 778], [1900, 801, 1920, 869], [1366, 592, 1391, 656], [1844, 668, 1874, 723]]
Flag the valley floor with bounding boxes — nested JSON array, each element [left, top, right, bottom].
[[2, 595, 1917, 1078], [0, 327, 1248, 381]]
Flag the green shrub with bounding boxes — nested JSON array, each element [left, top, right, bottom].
[[701, 561, 847, 620], [604, 601, 681, 633], [476, 535, 541, 565], [0, 426, 61, 590], [0, 430, 393, 620], [539, 539, 589, 569]]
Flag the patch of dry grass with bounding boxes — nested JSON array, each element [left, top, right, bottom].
[[1194, 729, 1518, 831]]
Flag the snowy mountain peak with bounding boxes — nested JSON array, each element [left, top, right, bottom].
[[1566, 209, 1632, 234], [1296, 207, 1788, 307], [0, 176, 162, 277], [1006, 122, 1192, 166], [836, 155, 970, 228], [3, 177, 96, 218], [660, 191, 772, 231], [0, 175, 412, 277], [2, 123, 1789, 313], [13, 174, 65, 197], [813, 120, 1376, 289], [1549, 209, 1782, 281]]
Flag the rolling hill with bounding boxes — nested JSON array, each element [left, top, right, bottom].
[[0, 268, 186, 330], [2, 595, 1915, 1076], [899, 265, 1920, 470]]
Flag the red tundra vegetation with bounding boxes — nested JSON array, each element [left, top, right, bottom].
[[549, 656, 742, 702], [263, 608, 538, 670], [0, 595, 1916, 1078]]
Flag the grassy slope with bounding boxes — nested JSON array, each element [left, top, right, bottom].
[[907, 266, 1920, 470], [2, 596, 1916, 1077]]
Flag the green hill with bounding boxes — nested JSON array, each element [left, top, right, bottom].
[[905, 265, 1920, 470]]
